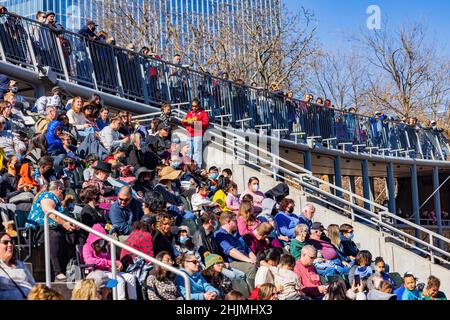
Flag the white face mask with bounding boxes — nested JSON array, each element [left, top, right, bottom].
[[252, 184, 259, 192]]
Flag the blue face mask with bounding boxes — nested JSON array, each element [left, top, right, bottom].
[[171, 161, 180, 169], [210, 173, 219, 180], [179, 236, 189, 244], [210, 185, 216, 192], [347, 232, 354, 240], [68, 204, 75, 211]]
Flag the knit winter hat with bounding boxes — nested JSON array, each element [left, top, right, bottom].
[[204, 252, 223, 269]]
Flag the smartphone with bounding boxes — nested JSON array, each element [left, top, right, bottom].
[[354, 275, 361, 286]]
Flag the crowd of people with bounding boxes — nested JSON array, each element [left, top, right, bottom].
[[0, 74, 446, 300]]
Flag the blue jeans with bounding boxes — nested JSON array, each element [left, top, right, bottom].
[[189, 135, 204, 168]]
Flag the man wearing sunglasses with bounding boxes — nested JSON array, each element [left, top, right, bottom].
[[109, 186, 143, 241]]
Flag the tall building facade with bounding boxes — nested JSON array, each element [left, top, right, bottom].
[[2, 0, 280, 60]]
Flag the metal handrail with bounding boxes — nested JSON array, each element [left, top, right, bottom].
[[206, 127, 450, 262], [44, 209, 191, 300]]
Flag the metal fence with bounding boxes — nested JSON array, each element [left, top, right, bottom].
[[0, 12, 448, 161]]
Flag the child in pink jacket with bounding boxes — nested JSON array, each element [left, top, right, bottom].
[[225, 182, 240, 215]]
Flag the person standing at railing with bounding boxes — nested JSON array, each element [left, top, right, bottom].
[[181, 98, 209, 168], [369, 111, 388, 148]]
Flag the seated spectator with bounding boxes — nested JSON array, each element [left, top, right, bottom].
[[146, 251, 182, 300], [366, 273, 396, 300], [175, 253, 219, 300], [224, 290, 245, 300], [66, 96, 92, 131], [346, 278, 368, 300], [120, 215, 155, 269], [142, 190, 166, 216], [274, 198, 299, 244], [72, 275, 116, 300], [221, 168, 233, 180], [82, 223, 137, 300], [27, 284, 64, 300], [327, 224, 352, 264], [82, 161, 116, 208], [211, 175, 230, 209], [192, 211, 221, 262], [78, 185, 107, 243], [17, 162, 39, 193], [191, 184, 216, 212], [0, 155, 20, 200], [421, 275, 447, 300], [274, 254, 306, 300], [243, 222, 273, 255], [60, 133, 78, 160], [34, 86, 63, 115], [32, 156, 57, 190], [298, 203, 315, 230], [158, 102, 173, 128], [339, 223, 359, 259], [258, 283, 278, 300], [0, 232, 36, 299], [373, 256, 394, 288], [400, 272, 421, 300], [0, 116, 25, 158], [293, 245, 327, 299], [25, 181, 77, 281], [254, 248, 281, 288], [82, 103, 96, 123], [290, 224, 309, 261], [173, 226, 199, 260], [152, 213, 175, 257], [348, 250, 373, 285], [109, 186, 143, 238], [96, 107, 110, 131], [225, 182, 240, 214], [45, 120, 65, 156], [240, 177, 265, 214], [153, 166, 185, 208], [35, 105, 58, 134], [3, 93, 26, 131], [83, 154, 99, 182], [200, 252, 233, 298], [147, 122, 171, 160], [214, 211, 257, 295], [237, 199, 260, 236], [323, 279, 350, 300], [99, 115, 129, 152]]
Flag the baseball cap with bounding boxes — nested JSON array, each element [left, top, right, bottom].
[[375, 110, 382, 115], [403, 271, 416, 279], [45, 11, 55, 18], [87, 20, 98, 26], [311, 222, 325, 231], [86, 270, 118, 290]]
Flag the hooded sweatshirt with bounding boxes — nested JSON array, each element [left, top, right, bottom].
[[82, 223, 114, 271], [367, 289, 397, 300], [45, 120, 65, 155]]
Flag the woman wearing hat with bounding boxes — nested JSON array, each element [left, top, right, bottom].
[[153, 166, 184, 207], [200, 252, 233, 298], [82, 161, 116, 209]]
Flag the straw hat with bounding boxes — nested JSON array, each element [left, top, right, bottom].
[[159, 166, 182, 181]]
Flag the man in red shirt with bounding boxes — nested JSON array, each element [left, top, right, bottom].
[[181, 98, 209, 168], [243, 222, 273, 255], [293, 244, 328, 299]]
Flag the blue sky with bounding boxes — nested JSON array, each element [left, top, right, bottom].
[[283, 0, 450, 57]]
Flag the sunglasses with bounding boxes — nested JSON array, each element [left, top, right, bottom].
[[1, 239, 13, 245], [0, 122, 5, 125], [186, 260, 199, 265], [84, 107, 93, 110]]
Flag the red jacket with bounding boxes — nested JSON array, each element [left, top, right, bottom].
[[293, 260, 323, 298], [181, 108, 209, 137]]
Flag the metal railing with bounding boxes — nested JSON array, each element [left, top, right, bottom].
[[0, 12, 448, 162], [204, 126, 450, 264], [44, 209, 191, 300]]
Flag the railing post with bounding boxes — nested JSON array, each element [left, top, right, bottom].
[[349, 176, 356, 221], [361, 159, 371, 212], [85, 43, 99, 90], [44, 213, 51, 288], [410, 164, 421, 242], [55, 36, 70, 81], [429, 234, 435, 264], [110, 242, 118, 300], [387, 162, 397, 224], [432, 166, 443, 249], [0, 32, 6, 61]]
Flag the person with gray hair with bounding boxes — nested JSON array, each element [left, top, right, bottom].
[[109, 186, 144, 239], [366, 273, 397, 300], [35, 105, 58, 134], [298, 203, 315, 230], [293, 245, 327, 299], [0, 115, 26, 157], [25, 180, 78, 281], [290, 224, 309, 260]]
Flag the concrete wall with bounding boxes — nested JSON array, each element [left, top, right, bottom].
[[205, 143, 450, 295]]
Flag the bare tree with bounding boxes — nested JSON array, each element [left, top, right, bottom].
[[358, 22, 446, 118]]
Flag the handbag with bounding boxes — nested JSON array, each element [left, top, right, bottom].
[[0, 262, 28, 299]]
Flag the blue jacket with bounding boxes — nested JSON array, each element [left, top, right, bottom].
[[402, 288, 421, 300], [274, 211, 300, 239], [394, 285, 405, 300], [298, 213, 312, 230], [45, 120, 65, 155], [175, 269, 220, 300], [214, 227, 250, 263], [109, 198, 143, 235], [78, 25, 97, 39]]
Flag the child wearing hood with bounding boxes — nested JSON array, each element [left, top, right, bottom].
[[82, 223, 137, 300]]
